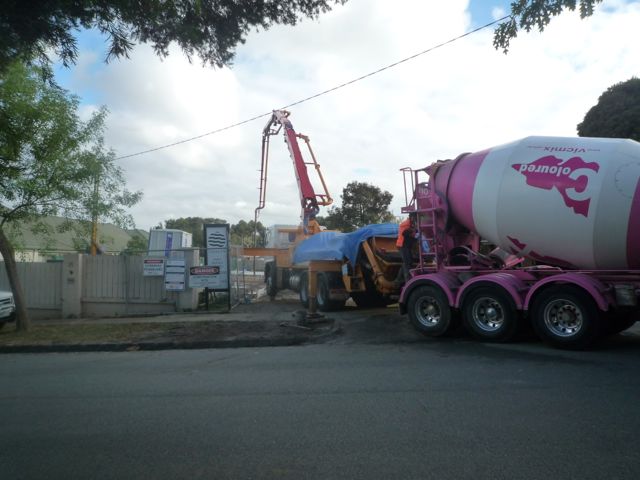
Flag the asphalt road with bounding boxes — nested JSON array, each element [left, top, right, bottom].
[[1, 336, 640, 479]]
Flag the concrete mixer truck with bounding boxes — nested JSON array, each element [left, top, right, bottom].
[[398, 136, 640, 349]]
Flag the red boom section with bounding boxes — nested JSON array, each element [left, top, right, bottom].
[[255, 110, 332, 234]]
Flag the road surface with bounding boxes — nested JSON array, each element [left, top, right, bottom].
[[1, 337, 639, 479]]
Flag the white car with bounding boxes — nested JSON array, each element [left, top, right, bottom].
[[0, 290, 16, 328]]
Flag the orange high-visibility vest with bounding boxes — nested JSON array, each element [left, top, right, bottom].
[[396, 218, 412, 247]]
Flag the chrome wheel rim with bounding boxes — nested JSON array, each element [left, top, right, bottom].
[[543, 299, 583, 337], [471, 297, 504, 332], [415, 295, 441, 327]]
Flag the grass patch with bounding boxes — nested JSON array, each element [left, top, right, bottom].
[[0, 322, 184, 346]]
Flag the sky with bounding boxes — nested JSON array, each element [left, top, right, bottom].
[[53, 0, 640, 232]]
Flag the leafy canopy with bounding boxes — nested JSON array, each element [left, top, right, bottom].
[[577, 78, 640, 141], [494, 0, 603, 52], [317, 181, 395, 232], [0, 61, 140, 228], [0, 60, 141, 330], [1, 0, 347, 73]]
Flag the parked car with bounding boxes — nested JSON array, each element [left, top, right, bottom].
[[0, 290, 16, 329]]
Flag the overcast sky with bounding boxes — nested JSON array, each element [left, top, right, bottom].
[[54, 0, 640, 231]]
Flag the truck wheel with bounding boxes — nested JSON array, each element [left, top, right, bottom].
[[356, 258, 392, 308], [265, 263, 277, 300], [531, 286, 602, 349], [407, 285, 455, 337], [316, 273, 344, 312], [316, 273, 331, 311], [0, 321, 5, 331], [299, 273, 309, 308], [462, 287, 519, 342]]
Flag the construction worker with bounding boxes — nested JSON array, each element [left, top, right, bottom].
[[305, 212, 323, 235], [395, 214, 417, 285]]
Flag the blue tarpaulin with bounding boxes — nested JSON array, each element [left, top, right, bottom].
[[292, 223, 399, 265]]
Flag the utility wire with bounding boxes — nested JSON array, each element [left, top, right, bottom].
[[116, 15, 510, 160]]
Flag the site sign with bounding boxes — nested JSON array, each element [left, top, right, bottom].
[[204, 224, 230, 291], [143, 258, 165, 277], [189, 266, 221, 288], [164, 259, 186, 291]]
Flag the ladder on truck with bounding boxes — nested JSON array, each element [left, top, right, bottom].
[[400, 167, 439, 270]]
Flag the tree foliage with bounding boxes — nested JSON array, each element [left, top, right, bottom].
[[164, 217, 266, 248], [577, 78, 640, 141], [230, 220, 266, 247], [494, 0, 602, 52], [124, 231, 148, 254], [1, 0, 347, 73], [317, 181, 395, 232], [0, 61, 141, 331]]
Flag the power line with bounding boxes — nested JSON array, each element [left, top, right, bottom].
[[116, 15, 510, 161]]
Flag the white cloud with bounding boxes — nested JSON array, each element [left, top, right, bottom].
[[57, 0, 640, 231]]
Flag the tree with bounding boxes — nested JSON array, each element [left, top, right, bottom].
[[0, 61, 141, 331], [1, 0, 347, 73], [494, 0, 602, 53], [577, 78, 640, 141], [318, 181, 395, 232], [231, 220, 266, 247], [124, 232, 148, 254]]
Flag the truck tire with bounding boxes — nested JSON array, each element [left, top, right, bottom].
[[316, 273, 344, 312], [299, 273, 309, 308], [351, 258, 391, 308], [407, 285, 456, 337], [462, 287, 519, 342], [531, 286, 602, 349], [265, 262, 277, 300], [0, 321, 5, 331]]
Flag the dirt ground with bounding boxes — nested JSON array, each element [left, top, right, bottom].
[[1, 291, 414, 351]]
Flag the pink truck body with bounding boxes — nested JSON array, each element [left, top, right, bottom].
[[398, 136, 640, 348]]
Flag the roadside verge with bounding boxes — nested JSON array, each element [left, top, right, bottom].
[[0, 318, 339, 354]]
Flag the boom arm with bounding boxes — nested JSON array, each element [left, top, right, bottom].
[[255, 110, 332, 234]]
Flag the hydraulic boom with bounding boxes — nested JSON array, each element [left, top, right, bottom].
[[255, 110, 332, 235]]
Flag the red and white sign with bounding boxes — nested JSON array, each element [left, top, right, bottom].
[[143, 258, 165, 276], [189, 265, 222, 288]]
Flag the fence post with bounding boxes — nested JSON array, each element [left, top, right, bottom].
[[61, 253, 83, 318], [177, 249, 199, 311]]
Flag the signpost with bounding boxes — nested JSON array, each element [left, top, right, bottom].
[[204, 224, 231, 311]]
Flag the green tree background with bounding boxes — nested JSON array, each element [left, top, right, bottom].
[[317, 181, 395, 232], [577, 78, 640, 141]]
